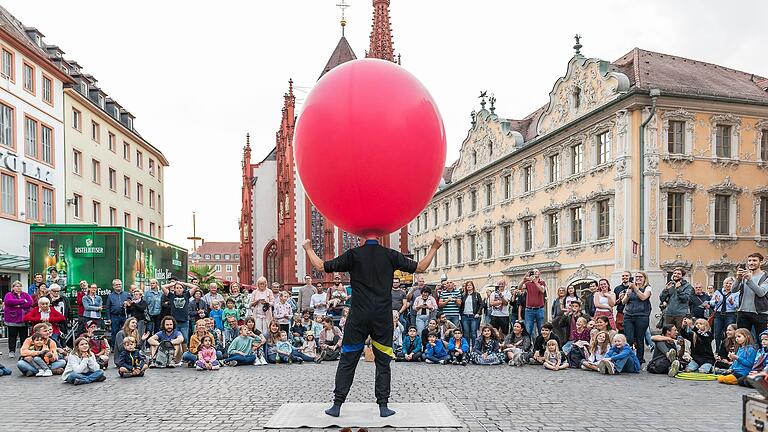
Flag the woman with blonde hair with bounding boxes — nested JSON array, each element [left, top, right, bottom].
[[248, 276, 273, 334], [621, 271, 653, 363], [114, 317, 149, 365]]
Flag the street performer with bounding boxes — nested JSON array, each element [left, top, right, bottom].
[[303, 236, 442, 418]]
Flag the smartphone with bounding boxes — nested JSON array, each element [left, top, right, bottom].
[[737, 264, 746, 271]]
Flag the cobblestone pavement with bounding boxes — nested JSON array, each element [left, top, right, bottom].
[[0, 348, 750, 432]]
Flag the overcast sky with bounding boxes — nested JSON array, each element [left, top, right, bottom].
[[6, 0, 766, 250]]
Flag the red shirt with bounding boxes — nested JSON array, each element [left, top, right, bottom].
[[76, 291, 86, 316], [524, 280, 546, 308]]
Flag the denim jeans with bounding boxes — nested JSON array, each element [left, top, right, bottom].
[[623, 314, 650, 362], [224, 354, 256, 365], [65, 369, 105, 384], [176, 321, 190, 344], [17, 359, 66, 376], [110, 316, 126, 347], [0, 367, 11, 376], [415, 314, 430, 334], [290, 351, 316, 362], [461, 315, 480, 349], [685, 359, 713, 373], [425, 353, 450, 363], [181, 351, 198, 366], [445, 315, 461, 328], [524, 307, 545, 338], [612, 355, 638, 373]]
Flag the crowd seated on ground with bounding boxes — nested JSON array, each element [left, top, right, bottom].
[[2, 252, 768, 393]]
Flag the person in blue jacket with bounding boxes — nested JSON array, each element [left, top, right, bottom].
[[424, 332, 450, 364], [448, 328, 469, 365], [598, 333, 640, 374], [395, 326, 422, 362]]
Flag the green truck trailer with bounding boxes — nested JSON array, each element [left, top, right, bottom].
[[29, 225, 188, 313]]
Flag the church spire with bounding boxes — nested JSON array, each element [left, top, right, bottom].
[[366, 0, 397, 63]]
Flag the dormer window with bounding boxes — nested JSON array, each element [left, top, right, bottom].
[[79, 82, 88, 95], [97, 94, 105, 109], [126, 117, 133, 129], [112, 107, 120, 119]]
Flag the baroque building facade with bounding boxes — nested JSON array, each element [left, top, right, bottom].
[[410, 47, 768, 318]]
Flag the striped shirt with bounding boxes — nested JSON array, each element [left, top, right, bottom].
[[439, 289, 462, 317]]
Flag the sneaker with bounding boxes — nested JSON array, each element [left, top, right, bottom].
[[605, 362, 616, 375], [508, 359, 515, 366], [35, 369, 46, 377], [666, 349, 677, 363], [260, 356, 268, 365], [212, 364, 220, 370], [598, 360, 609, 375], [95, 374, 106, 382], [73, 378, 84, 386], [668, 360, 680, 377], [424, 359, 434, 364], [226, 360, 238, 367], [580, 364, 588, 370], [439, 359, 447, 365], [461, 360, 467, 366], [196, 365, 204, 370], [175, 362, 184, 367], [41, 369, 53, 377], [8, 352, 14, 358]]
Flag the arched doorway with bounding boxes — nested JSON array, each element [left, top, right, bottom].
[[568, 278, 597, 299], [263, 240, 278, 287]]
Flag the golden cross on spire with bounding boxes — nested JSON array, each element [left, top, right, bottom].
[[336, 0, 351, 36]]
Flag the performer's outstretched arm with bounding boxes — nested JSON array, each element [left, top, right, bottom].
[[415, 237, 442, 273], [303, 239, 325, 271]]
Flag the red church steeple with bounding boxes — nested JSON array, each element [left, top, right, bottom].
[[366, 0, 399, 64], [239, 134, 253, 284]]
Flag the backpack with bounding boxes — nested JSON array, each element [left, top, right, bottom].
[[153, 340, 174, 368], [567, 345, 586, 368]]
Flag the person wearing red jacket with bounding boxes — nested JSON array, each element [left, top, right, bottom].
[[24, 297, 66, 343]]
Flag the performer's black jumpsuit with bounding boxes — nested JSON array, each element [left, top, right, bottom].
[[323, 240, 417, 405]]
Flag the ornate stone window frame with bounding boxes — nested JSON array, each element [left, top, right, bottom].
[[586, 189, 615, 242], [519, 157, 536, 197], [661, 108, 695, 163], [589, 119, 614, 169], [706, 256, 739, 286], [482, 179, 495, 210], [660, 178, 696, 244], [756, 119, 768, 165], [561, 194, 587, 246], [517, 209, 535, 255], [660, 258, 693, 275], [754, 186, 768, 241], [497, 215, 515, 258], [709, 113, 741, 167], [707, 177, 742, 241], [543, 145, 563, 189]]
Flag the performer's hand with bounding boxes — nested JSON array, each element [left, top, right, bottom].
[[303, 239, 312, 250], [432, 237, 443, 249]]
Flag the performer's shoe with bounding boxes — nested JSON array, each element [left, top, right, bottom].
[[379, 404, 396, 417], [325, 403, 341, 417]]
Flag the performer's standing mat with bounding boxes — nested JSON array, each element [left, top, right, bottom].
[[265, 403, 463, 428]]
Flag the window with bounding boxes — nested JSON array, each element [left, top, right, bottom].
[[149, 222, 156, 237], [523, 220, 533, 252], [91, 121, 100, 143], [149, 189, 156, 209], [73, 193, 82, 220], [444, 201, 450, 222], [548, 213, 559, 247], [226, 276, 233, 282], [1, 172, 16, 216], [1, 49, 13, 80], [488, 141, 493, 156], [523, 166, 532, 192], [416, 215, 421, 232], [124, 212, 131, 228], [123, 142, 130, 161], [42, 75, 52, 104], [224, 254, 231, 260], [158, 166, 162, 182], [204, 254, 211, 259], [41, 187, 52, 223], [502, 225, 511, 255], [469, 234, 477, 261], [472, 150, 477, 165], [214, 254, 221, 260], [108, 132, 116, 152], [73, 150, 82, 175], [108, 168, 116, 191], [762, 197, 768, 236], [713, 272, 729, 292], [226, 265, 233, 272], [92, 201, 101, 224], [667, 192, 684, 234], [443, 240, 450, 266], [597, 199, 610, 239], [137, 217, 144, 232], [136, 183, 144, 204], [215, 265, 222, 272], [91, 159, 100, 184], [571, 143, 583, 174], [136, 150, 143, 169], [40, 125, 52, 164], [0, 102, 13, 148], [548, 155, 560, 183], [503, 174, 511, 200], [597, 131, 611, 164], [157, 194, 161, 213], [571, 207, 583, 243], [715, 125, 731, 158], [72, 108, 81, 131], [484, 231, 493, 258], [456, 238, 463, 264], [24, 117, 37, 158], [485, 184, 492, 206], [109, 207, 117, 225], [432, 207, 438, 226], [470, 190, 477, 212], [668, 121, 685, 154], [762, 130, 768, 161], [149, 159, 155, 176], [22, 62, 33, 93], [123, 176, 130, 197], [456, 196, 463, 217], [714, 194, 730, 235]]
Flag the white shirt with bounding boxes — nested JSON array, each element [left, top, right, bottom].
[[310, 293, 328, 316], [490, 290, 511, 317]]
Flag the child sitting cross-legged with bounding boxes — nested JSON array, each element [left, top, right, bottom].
[[543, 339, 568, 371], [276, 330, 315, 363], [681, 317, 716, 373], [470, 325, 504, 365], [117, 336, 148, 378], [63, 336, 106, 385], [717, 328, 757, 384], [581, 330, 610, 371], [195, 335, 220, 371], [448, 328, 469, 366], [597, 333, 640, 375], [396, 326, 422, 362], [424, 332, 451, 364], [290, 313, 306, 347], [300, 332, 318, 361]]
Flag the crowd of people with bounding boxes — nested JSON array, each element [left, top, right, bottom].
[[1, 251, 767, 391]]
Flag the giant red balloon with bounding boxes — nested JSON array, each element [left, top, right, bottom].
[[294, 59, 446, 239]]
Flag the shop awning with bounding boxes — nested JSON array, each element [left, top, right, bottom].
[[501, 261, 561, 275], [0, 254, 29, 271]]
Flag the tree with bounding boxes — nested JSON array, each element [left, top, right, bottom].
[[188, 264, 220, 292]]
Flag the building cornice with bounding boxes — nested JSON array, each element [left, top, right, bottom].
[[0, 28, 74, 84]]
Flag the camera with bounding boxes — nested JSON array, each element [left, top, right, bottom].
[[528, 271, 535, 277], [737, 264, 746, 271], [262, 304, 271, 312]]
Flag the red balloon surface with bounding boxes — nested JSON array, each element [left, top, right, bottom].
[[294, 59, 446, 239]]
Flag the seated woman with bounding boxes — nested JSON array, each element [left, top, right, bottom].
[[542, 339, 568, 371], [263, 320, 282, 364], [447, 328, 469, 366], [680, 318, 715, 373], [647, 324, 684, 376], [17, 323, 66, 377], [114, 318, 149, 366], [582, 330, 611, 371], [116, 336, 148, 378], [182, 319, 213, 367], [63, 336, 106, 385], [718, 329, 758, 385], [503, 320, 531, 366], [316, 316, 343, 363], [421, 319, 439, 350], [590, 316, 617, 342], [714, 324, 738, 372], [23, 296, 66, 344], [470, 325, 504, 365], [424, 332, 450, 364], [597, 334, 640, 374], [222, 325, 256, 366], [396, 326, 422, 362]]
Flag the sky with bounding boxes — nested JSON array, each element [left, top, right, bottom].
[[5, 0, 766, 250]]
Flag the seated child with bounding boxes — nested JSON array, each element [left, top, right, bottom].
[[396, 326, 422, 362], [195, 335, 221, 371], [598, 333, 640, 374], [543, 339, 568, 371], [117, 336, 148, 378], [424, 332, 451, 364], [470, 325, 504, 366], [24, 332, 56, 377], [339, 307, 349, 330], [527, 323, 561, 365], [681, 318, 715, 373], [714, 324, 738, 372], [63, 336, 106, 385], [582, 330, 610, 371], [717, 328, 758, 385], [290, 313, 305, 347], [276, 330, 315, 363], [300, 332, 318, 361], [0, 361, 10, 376], [448, 328, 469, 366]]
